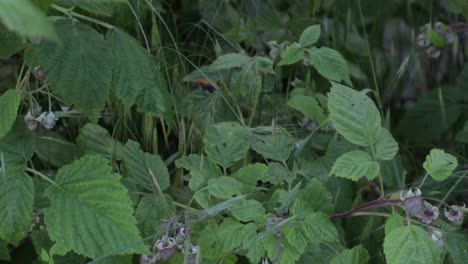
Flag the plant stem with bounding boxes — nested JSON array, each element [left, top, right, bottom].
[[330, 198, 401, 220], [51, 4, 114, 29], [25, 167, 57, 186], [369, 143, 385, 197], [418, 172, 429, 189]]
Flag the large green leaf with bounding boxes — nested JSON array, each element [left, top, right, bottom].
[[123, 140, 169, 192], [384, 213, 404, 236], [383, 226, 439, 264], [243, 223, 264, 264], [288, 95, 327, 124], [374, 128, 399, 160], [76, 124, 124, 159], [203, 122, 250, 168], [35, 131, 79, 167], [310, 47, 351, 84], [330, 245, 369, 264], [175, 154, 221, 191], [228, 199, 265, 222], [232, 163, 268, 187], [291, 178, 333, 215], [218, 218, 244, 253], [299, 25, 321, 47], [207, 176, 244, 199], [135, 195, 175, 237], [0, 90, 21, 140], [423, 149, 458, 181], [328, 82, 382, 146], [262, 234, 301, 264], [278, 43, 304, 66], [0, 118, 35, 166], [0, 0, 58, 41], [331, 150, 380, 181], [0, 27, 25, 58], [441, 223, 468, 264], [210, 53, 251, 70], [250, 131, 295, 162], [107, 29, 166, 115], [0, 166, 34, 245], [37, 19, 113, 120], [44, 155, 148, 258]]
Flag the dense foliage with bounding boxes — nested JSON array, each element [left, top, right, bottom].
[[0, 0, 467, 263]]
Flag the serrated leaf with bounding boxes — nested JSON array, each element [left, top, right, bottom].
[[288, 94, 327, 124], [310, 47, 351, 84], [123, 140, 169, 192], [291, 178, 333, 215], [283, 213, 338, 254], [278, 43, 304, 66], [0, 27, 25, 58], [423, 149, 458, 181], [108, 29, 166, 115], [384, 226, 439, 264], [135, 195, 175, 237], [0, 118, 35, 166], [228, 199, 265, 222], [0, 0, 58, 41], [0, 166, 34, 245], [243, 223, 264, 264], [35, 131, 79, 167], [441, 222, 468, 264], [210, 53, 251, 70], [76, 123, 124, 159], [384, 213, 404, 236], [0, 90, 21, 140], [328, 82, 382, 146], [299, 25, 321, 47], [175, 154, 221, 191], [262, 234, 302, 264], [207, 176, 244, 199], [37, 20, 112, 121], [265, 162, 294, 185], [330, 245, 369, 264], [331, 150, 380, 181], [197, 222, 223, 260], [218, 218, 244, 253], [232, 163, 268, 187], [44, 155, 149, 258], [0, 240, 10, 261], [250, 131, 295, 162], [203, 122, 250, 168], [374, 128, 399, 160]]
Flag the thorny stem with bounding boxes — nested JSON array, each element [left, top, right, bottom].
[[330, 198, 401, 221]]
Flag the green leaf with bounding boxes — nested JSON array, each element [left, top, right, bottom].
[[207, 176, 244, 199], [331, 150, 380, 181], [123, 140, 169, 192], [250, 131, 295, 162], [288, 95, 327, 124], [175, 154, 221, 191], [423, 149, 458, 181], [135, 195, 175, 237], [441, 222, 468, 264], [228, 199, 265, 222], [278, 43, 304, 66], [35, 131, 79, 167], [108, 29, 166, 115], [0, 90, 21, 140], [243, 223, 264, 264], [374, 128, 399, 160], [328, 82, 382, 146], [291, 178, 333, 215], [283, 213, 338, 253], [76, 124, 124, 160], [299, 25, 321, 47], [210, 53, 251, 70], [265, 162, 294, 185], [197, 222, 223, 260], [37, 20, 112, 121], [203, 122, 250, 168], [310, 47, 351, 84], [0, 0, 58, 41], [232, 163, 268, 187], [0, 166, 34, 245], [384, 213, 404, 236], [262, 234, 301, 264], [455, 121, 468, 143], [0, 118, 35, 166], [330, 245, 369, 264], [0, 240, 10, 261], [384, 225, 439, 264], [44, 155, 149, 258], [218, 218, 244, 253], [0, 27, 25, 58]]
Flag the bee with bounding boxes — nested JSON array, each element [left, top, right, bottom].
[[193, 79, 216, 93]]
